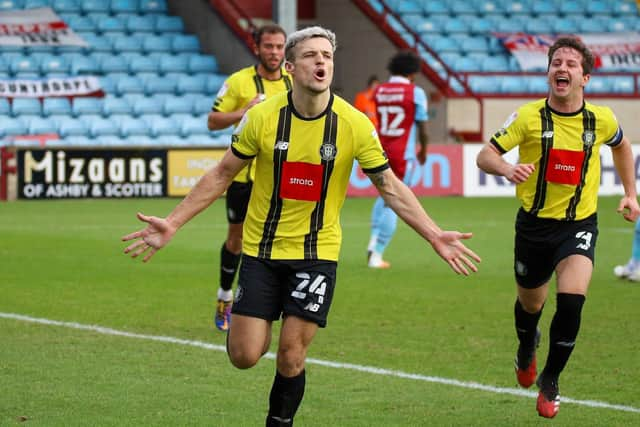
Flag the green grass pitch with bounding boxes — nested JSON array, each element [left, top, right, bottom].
[[1, 196, 639, 426]]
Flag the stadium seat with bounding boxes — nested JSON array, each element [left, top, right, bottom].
[[155, 15, 184, 34], [179, 115, 210, 137], [453, 56, 481, 72], [531, 0, 557, 15], [60, 135, 93, 146], [500, 76, 528, 94], [111, 34, 144, 53], [0, 56, 9, 75], [132, 96, 164, 116], [612, 1, 638, 16], [43, 98, 73, 116], [158, 54, 190, 74], [26, 116, 58, 135], [66, 14, 96, 32], [421, 0, 447, 15], [553, 17, 579, 34], [118, 116, 151, 137], [607, 18, 635, 32], [10, 55, 40, 76], [0, 98, 10, 115], [610, 76, 635, 94], [0, 0, 23, 10], [111, 0, 139, 14], [56, 116, 90, 137], [432, 36, 460, 53], [144, 76, 178, 95], [172, 34, 200, 53], [458, 36, 489, 53], [442, 18, 469, 34], [12, 98, 42, 116], [81, 0, 110, 14], [128, 54, 160, 74], [586, 0, 610, 15], [68, 55, 100, 75], [192, 96, 213, 115], [505, 1, 531, 15], [2, 117, 28, 136], [468, 76, 500, 94], [468, 16, 494, 35], [88, 117, 119, 137], [116, 75, 145, 95], [97, 16, 127, 35], [176, 74, 208, 94], [558, 0, 582, 15], [72, 97, 104, 116], [527, 76, 548, 94], [98, 54, 129, 74], [39, 55, 70, 75], [143, 114, 179, 137], [143, 35, 173, 53], [102, 96, 132, 116], [206, 74, 226, 94], [526, 18, 554, 34], [126, 15, 155, 34], [139, 0, 168, 14], [78, 33, 112, 53], [480, 55, 510, 72], [585, 76, 611, 94], [163, 95, 193, 115], [188, 55, 218, 74]]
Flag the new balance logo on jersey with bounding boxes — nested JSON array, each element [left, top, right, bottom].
[[542, 130, 554, 138], [275, 141, 289, 150]]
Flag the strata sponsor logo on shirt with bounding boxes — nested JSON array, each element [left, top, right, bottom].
[[279, 161, 323, 202], [545, 148, 585, 185]]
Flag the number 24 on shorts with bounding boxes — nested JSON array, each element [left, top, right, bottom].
[[291, 272, 327, 313]]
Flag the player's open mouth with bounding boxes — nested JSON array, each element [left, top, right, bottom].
[[555, 75, 569, 89], [314, 69, 326, 80]]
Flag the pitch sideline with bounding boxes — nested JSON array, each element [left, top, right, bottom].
[[2, 311, 639, 415]]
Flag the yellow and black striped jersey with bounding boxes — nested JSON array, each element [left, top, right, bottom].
[[231, 91, 389, 261], [491, 98, 623, 220], [212, 65, 292, 183]]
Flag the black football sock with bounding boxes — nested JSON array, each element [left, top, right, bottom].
[[542, 293, 585, 379], [266, 369, 306, 427], [514, 298, 543, 351], [219, 242, 241, 293]]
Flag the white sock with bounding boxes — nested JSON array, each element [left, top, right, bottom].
[[367, 235, 377, 252], [368, 251, 383, 267], [217, 288, 233, 302]]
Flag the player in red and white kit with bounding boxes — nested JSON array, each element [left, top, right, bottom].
[[367, 50, 429, 268]]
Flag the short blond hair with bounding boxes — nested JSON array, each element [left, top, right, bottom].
[[284, 26, 336, 62]]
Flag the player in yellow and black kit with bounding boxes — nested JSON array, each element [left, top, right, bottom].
[[208, 24, 291, 331], [122, 27, 480, 426], [477, 37, 639, 419]]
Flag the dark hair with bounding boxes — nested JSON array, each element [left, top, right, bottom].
[[547, 37, 594, 75], [388, 50, 421, 76], [253, 24, 286, 46]]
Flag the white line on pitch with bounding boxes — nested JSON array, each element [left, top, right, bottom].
[[2, 312, 639, 415]]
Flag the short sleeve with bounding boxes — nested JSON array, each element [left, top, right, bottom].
[[212, 75, 240, 114], [490, 108, 526, 153], [355, 118, 389, 173], [603, 108, 624, 147], [413, 86, 428, 122], [230, 111, 258, 159]]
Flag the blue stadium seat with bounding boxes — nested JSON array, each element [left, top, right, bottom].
[[72, 97, 104, 116], [88, 117, 119, 137], [139, 0, 167, 14], [40, 55, 70, 75], [2, 117, 28, 136], [128, 54, 159, 74], [531, 0, 557, 15], [176, 74, 207, 94], [553, 17, 579, 34], [27, 117, 58, 135], [480, 55, 510, 72], [0, 98, 10, 115], [81, 0, 110, 14], [206, 74, 226, 94], [607, 17, 635, 32], [577, 16, 609, 33], [188, 55, 218, 74], [0, 0, 23, 10], [99, 54, 129, 74], [126, 15, 155, 34], [102, 96, 132, 116], [144, 76, 177, 95], [421, 0, 447, 15], [414, 17, 442, 35], [24, 0, 49, 8], [474, 0, 500, 15], [453, 56, 481, 72], [158, 54, 190, 74], [118, 116, 151, 137], [155, 15, 184, 34], [585, 76, 611, 94], [468, 76, 500, 94], [66, 14, 96, 32], [143, 35, 172, 53], [43, 98, 72, 116], [527, 76, 548, 94], [142, 114, 178, 137], [610, 76, 635, 94], [79, 33, 112, 53], [468, 16, 494, 34], [0, 56, 9, 75], [10, 55, 40, 76], [458, 36, 489, 53], [68, 54, 100, 74], [97, 16, 126, 35], [111, 34, 144, 53], [172, 34, 200, 53], [163, 95, 193, 115], [12, 98, 42, 116], [526, 18, 554, 33], [505, 1, 531, 15], [612, 1, 638, 16], [111, 0, 139, 14], [586, 0, 610, 15], [442, 18, 469, 34], [192, 96, 213, 115], [56, 116, 90, 137], [133, 96, 164, 116], [558, 0, 582, 15], [500, 76, 528, 94], [179, 115, 209, 137], [116, 75, 145, 95], [432, 36, 460, 53]]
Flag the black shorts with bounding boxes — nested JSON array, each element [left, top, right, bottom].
[[514, 208, 598, 289], [225, 181, 252, 224], [231, 255, 338, 328]]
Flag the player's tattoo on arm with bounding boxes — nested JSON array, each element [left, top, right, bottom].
[[369, 171, 386, 188]]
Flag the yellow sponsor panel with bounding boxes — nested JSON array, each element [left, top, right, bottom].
[[167, 149, 226, 196]]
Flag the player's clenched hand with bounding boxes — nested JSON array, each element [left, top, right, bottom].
[[506, 163, 535, 184], [430, 231, 481, 276], [121, 212, 176, 262]]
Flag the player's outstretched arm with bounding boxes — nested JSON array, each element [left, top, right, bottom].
[[121, 149, 248, 262], [611, 137, 640, 222], [367, 168, 481, 275]]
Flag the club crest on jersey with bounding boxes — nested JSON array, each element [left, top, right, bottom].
[[275, 140, 289, 150], [319, 143, 337, 161], [582, 131, 595, 146]]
